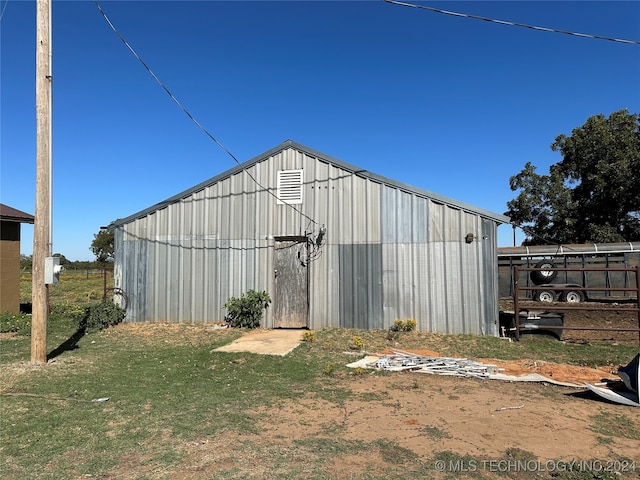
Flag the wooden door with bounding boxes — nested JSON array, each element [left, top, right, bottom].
[[273, 237, 309, 328]]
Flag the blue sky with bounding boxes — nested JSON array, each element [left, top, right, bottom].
[[2, 1, 639, 261]]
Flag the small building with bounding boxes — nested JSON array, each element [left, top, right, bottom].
[[0, 204, 34, 313], [109, 140, 510, 334]]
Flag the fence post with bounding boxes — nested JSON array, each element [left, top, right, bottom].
[[636, 266, 640, 346], [513, 265, 520, 341], [103, 267, 107, 303]]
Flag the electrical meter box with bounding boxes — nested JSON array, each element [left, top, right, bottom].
[[44, 256, 63, 284]]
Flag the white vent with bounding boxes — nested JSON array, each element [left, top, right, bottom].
[[277, 169, 303, 204]]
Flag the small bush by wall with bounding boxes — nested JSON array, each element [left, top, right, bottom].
[[78, 302, 126, 333], [224, 290, 271, 329]]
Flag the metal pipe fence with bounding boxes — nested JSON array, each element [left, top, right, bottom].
[[512, 265, 640, 345]]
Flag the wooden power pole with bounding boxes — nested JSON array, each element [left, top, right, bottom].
[[32, 0, 52, 364]]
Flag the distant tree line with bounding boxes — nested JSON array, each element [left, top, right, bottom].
[[19, 254, 112, 273], [20, 229, 115, 273]]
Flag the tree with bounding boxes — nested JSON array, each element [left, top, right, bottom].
[[90, 229, 114, 263], [53, 253, 71, 266], [20, 254, 33, 271], [506, 109, 640, 245]]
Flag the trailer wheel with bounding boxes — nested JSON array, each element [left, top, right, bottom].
[[532, 260, 558, 283], [535, 289, 557, 303], [562, 290, 584, 303]]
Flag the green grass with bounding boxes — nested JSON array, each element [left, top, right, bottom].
[[2, 275, 639, 479], [20, 270, 113, 305], [589, 411, 640, 441], [3, 320, 638, 479], [316, 327, 638, 368]]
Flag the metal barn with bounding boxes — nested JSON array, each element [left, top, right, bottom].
[[109, 140, 510, 335]]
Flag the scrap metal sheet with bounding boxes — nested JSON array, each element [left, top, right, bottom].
[[346, 351, 583, 387]]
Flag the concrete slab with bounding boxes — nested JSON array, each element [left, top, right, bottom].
[[214, 329, 303, 356]]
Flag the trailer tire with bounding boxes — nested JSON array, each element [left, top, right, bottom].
[[535, 289, 557, 303], [532, 261, 558, 283], [562, 290, 584, 303]]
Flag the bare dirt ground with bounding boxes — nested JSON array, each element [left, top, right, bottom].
[[263, 375, 637, 467], [132, 319, 639, 480], [171, 367, 640, 480], [5, 316, 638, 479]]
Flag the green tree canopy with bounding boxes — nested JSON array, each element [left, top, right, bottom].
[[506, 109, 640, 245], [53, 253, 71, 266], [20, 254, 33, 271], [90, 229, 114, 263]]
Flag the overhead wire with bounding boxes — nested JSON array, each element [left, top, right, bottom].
[[392, 0, 639, 247], [93, 0, 318, 227], [384, 0, 640, 46], [0, 0, 9, 23], [514, 223, 581, 255]]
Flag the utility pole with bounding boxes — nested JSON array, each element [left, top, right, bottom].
[[32, 0, 52, 364]]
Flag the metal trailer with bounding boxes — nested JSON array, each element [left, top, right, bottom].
[[498, 242, 640, 302]]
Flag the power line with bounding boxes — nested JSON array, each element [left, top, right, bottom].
[[515, 223, 580, 254], [384, 0, 640, 46], [93, 0, 318, 227], [0, 0, 9, 23]]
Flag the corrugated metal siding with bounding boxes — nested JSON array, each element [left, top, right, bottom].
[[381, 186, 428, 243], [377, 194, 497, 335], [482, 218, 499, 336], [339, 244, 383, 329], [113, 145, 502, 335]]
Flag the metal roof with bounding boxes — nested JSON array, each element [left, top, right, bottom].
[[109, 140, 510, 228], [0, 203, 35, 224]]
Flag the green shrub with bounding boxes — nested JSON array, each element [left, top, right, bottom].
[[224, 290, 271, 329], [78, 301, 126, 333], [302, 330, 317, 342], [350, 367, 368, 376], [404, 318, 417, 331], [0, 312, 31, 335], [50, 301, 85, 319], [391, 319, 405, 332], [390, 318, 418, 332], [322, 362, 338, 376], [350, 336, 365, 350]]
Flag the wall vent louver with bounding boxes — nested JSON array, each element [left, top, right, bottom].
[[277, 169, 303, 204]]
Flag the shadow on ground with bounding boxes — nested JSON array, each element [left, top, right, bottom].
[[48, 327, 86, 361]]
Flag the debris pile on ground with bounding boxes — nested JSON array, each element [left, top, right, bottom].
[[352, 350, 500, 379], [585, 353, 640, 407], [349, 350, 640, 406], [347, 349, 592, 387]]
